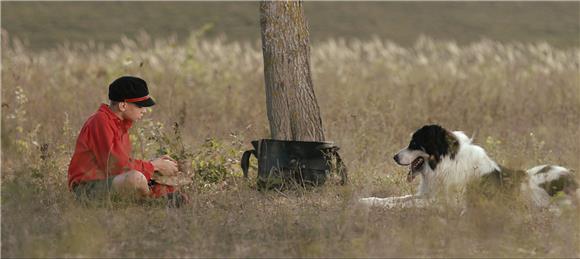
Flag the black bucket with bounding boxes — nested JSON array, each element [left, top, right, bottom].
[[241, 139, 347, 190]]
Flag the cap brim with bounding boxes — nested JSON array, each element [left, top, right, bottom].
[[134, 97, 155, 107]]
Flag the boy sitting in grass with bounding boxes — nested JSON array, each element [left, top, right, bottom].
[[68, 76, 187, 207]]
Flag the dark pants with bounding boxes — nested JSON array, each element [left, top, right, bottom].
[[72, 178, 187, 207], [72, 177, 116, 201]]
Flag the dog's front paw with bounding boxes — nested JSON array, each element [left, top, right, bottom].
[[358, 197, 398, 208], [358, 197, 378, 205]]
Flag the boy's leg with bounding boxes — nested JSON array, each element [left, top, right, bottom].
[[74, 171, 188, 207], [72, 177, 116, 202], [111, 170, 150, 197]]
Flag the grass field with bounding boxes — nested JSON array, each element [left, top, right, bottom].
[[1, 27, 579, 257], [2, 2, 579, 50]]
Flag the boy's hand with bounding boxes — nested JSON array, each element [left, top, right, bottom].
[[151, 157, 178, 176]]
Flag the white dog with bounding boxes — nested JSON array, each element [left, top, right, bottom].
[[360, 125, 578, 209]]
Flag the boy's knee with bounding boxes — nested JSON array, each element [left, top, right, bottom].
[[112, 170, 149, 195], [125, 170, 148, 186]]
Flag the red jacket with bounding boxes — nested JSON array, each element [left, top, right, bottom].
[[68, 104, 154, 189]]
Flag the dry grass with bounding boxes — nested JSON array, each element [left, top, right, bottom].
[[2, 31, 579, 257]]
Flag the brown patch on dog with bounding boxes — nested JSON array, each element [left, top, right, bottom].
[[445, 131, 460, 159], [539, 174, 578, 196]]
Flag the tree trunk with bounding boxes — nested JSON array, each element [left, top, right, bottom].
[[260, 1, 325, 142]]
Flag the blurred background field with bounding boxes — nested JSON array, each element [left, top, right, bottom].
[[1, 2, 579, 258], [2, 1, 579, 50]]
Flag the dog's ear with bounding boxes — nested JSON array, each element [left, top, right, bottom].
[[412, 124, 455, 167], [429, 125, 448, 155], [422, 125, 450, 169]]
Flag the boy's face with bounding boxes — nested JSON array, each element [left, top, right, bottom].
[[121, 102, 147, 121]]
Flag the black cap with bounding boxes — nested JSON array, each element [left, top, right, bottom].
[[108, 76, 156, 107]]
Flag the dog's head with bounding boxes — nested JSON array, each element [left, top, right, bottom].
[[393, 124, 459, 182]]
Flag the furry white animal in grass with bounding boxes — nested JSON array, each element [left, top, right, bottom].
[[360, 125, 578, 209]]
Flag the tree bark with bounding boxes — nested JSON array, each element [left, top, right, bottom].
[[260, 1, 325, 142]]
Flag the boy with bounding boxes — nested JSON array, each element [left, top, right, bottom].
[[68, 76, 185, 206]]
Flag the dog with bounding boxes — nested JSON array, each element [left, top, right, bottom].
[[360, 124, 578, 209]]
